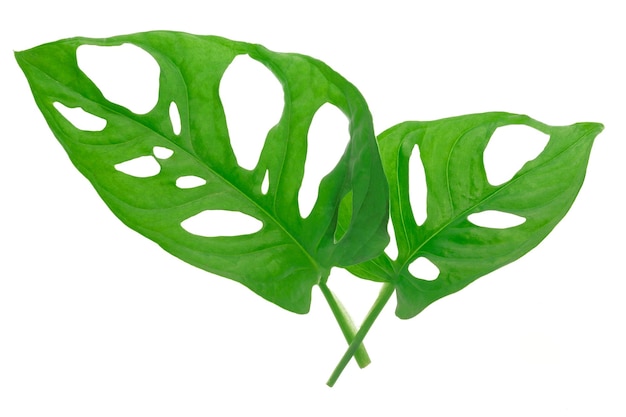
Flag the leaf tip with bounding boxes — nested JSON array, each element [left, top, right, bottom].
[[13, 47, 34, 73], [579, 121, 604, 136], [592, 122, 604, 134], [13, 49, 25, 64]]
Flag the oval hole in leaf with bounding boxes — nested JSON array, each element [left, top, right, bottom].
[[181, 210, 263, 237], [408, 257, 440, 281], [408, 144, 427, 226], [153, 146, 173, 159], [115, 155, 160, 178], [384, 218, 399, 261], [261, 169, 269, 195], [484, 124, 549, 186], [176, 176, 206, 189], [468, 210, 526, 229], [53, 102, 106, 131], [299, 103, 350, 218], [76, 43, 160, 114], [169, 101, 181, 135], [219, 54, 283, 170]]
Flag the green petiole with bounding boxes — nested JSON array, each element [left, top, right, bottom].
[[319, 281, 371, 369], [326, 282, 395, 386]]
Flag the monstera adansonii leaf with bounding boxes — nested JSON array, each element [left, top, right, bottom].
[[325, 112, 602, 385], [14, 31, 389, 322], [16, 32, 603, 386], [348, 112, 602, 318]]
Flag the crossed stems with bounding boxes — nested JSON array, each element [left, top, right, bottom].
[[319, 281, 395, 387]]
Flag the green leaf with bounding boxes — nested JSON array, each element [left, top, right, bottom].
[[347, 112, 602, 319], [15, 31, 389, 314]]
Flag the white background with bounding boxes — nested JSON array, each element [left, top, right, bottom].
[[1, 1, 625, 416]]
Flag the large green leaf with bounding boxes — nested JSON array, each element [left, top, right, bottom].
[[15, 31, 389, 314], [347, 112, 602, 319]]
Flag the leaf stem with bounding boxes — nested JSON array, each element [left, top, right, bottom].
[[319, 282, 371, 369], [326, 282, 395, 387]]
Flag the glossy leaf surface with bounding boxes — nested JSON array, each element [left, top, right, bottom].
[[15, 31, 389, 313], [347, 113, 602, 319]]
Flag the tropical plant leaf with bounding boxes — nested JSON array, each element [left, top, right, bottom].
[[16, 32, 603, 386], [15, 31, 389, 314], [346, 112, 602, 319]]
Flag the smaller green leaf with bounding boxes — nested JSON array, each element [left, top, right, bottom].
[[348, 112, 602, 319]]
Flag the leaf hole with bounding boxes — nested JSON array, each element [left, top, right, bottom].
[[53, 102, 106, 131], [261, 169, 269, 194], [484, 124, 549, 186], [176, 176, 207, 189], [299, 103, 350, 218], [219, 54, 283, 170], [153, 146, 173, 159], [384, 218, 399, 261], [408, 257, 440, 281], [169, 101, 182, 135], [76, 43, 160, 114], [468, 210, 526, 229], [181, 210, 263, 237], [408, 144, 427, 226], [114, 155, 161, 178]]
